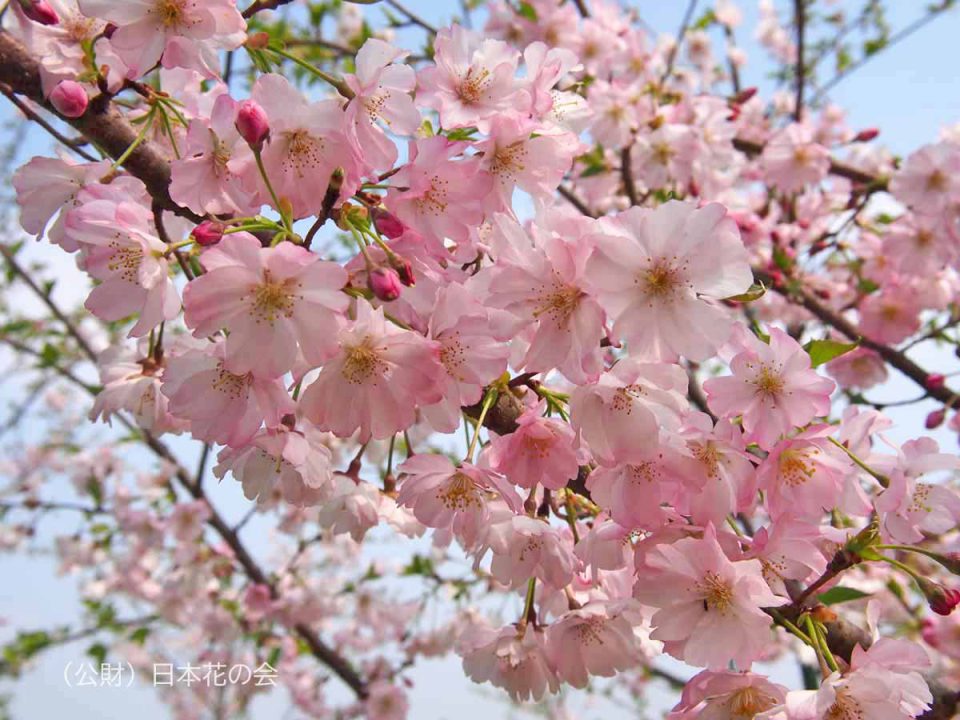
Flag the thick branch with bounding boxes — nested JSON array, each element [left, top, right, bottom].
[[0, 31, 200, 222]]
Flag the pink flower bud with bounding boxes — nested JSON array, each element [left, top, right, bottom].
[[389, 256, 415, 287], [192, 221, 225, 247], [926, 373, 946, 391], [853, 128, 880, 142], [926, 409, 946, 430], [49, 81, 88, 118], [18, 0, 59, 25], [733, 87, 757, 105], [368, 267, 402, 302], [372, 207, 405, 239], [235, 100, 270, 149], [918, 576, 960, 616]]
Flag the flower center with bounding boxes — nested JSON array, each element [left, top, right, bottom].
[[751, 364, 785, 397], [414, 179, 450, 216], [157, 0, 187, 27], [456, 67, 492, 105], [342, 339, 387, 385], [250, 279, 296, 325], [641, 258, 686, 301], [825, 689, 864, 720], [926, 169, 948, 192], [652, 142, 674, 166], [491, 141, 528, 179], [283, 130, 325, 176], [699, 570, 734, 613], [727, 686, 778, 718], [779, 447, 818, 487], [437, 472, 481, 512], [212, 365, 251, 399], [533, 281, 583, 324]]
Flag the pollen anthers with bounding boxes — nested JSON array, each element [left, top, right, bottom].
[[341, 337, 388, 385], [532, 280, 583, 324], [249, 276, 299, 325], [726, 686, 779, 718], [282, 129, 327, 177], [211, 365, 250, 399], [611, 383, 646, 413], [437, 472, 482, 512], [908, 483, 933, 514], [637, 256, 689, 304], [573, 617, 607, 645], [490, 141, 528, 179], [153, 0, 194, 29], [105, 239, 145, 284], [455, 66, 493, 105], [691, 441, 721, 479], [749, 362, 786, 398], [439, 332, 467, 380], [778, 447, 818, 487], [698, 570, 734, 613], [825, 689, 865, 720], [414, 178, 450, 216]]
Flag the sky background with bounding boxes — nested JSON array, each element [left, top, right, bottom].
[[1, 1, 959, 718]]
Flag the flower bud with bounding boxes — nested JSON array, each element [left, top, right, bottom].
[[18, 0, 59, 25], [192, 221, 225, 247], [245, 31, 270, 50], [49, 81, 88, 118], [368, 266, 402, 302], [371, 207, 405, 239], [235, 100, 270, 149], [853, 128, 880, 142], [389, 255, 415, 287], [733, 87, 758, 105], [926, 373, 946, 391], [926, 409, 946, 430], [917, 576, 960, 616]]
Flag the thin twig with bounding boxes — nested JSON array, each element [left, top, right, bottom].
[[793, 0, 806, 121]]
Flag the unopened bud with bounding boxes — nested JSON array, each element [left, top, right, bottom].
[[192, 221, 225, 247], [235, 100, 270, 149], [49, 80, 88, 118], [245, 31, 270, 50], [926, 373, 946, 391], [18, 0, 59, 25], [926, 409, 947, 430], [389, 255, 415, 287], [853, 128, 880, 143], [368, 266, 402, 302], [733, 87, 758, 105], [371, 207, 405, 239], [918, 576, 960, 616]]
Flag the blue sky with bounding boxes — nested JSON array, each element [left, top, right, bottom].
[[1, 1, 959, 718]]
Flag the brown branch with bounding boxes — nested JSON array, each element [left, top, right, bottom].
[[571, 0, 589, 18], [792, 0, 806, 121], [0, 31, 202, 223], [384, 0, 437, 35], [0, 83, 96, 161], [620, 147, 639, 206], [242, 0, 295, 19], [659, 0, 699, 85]]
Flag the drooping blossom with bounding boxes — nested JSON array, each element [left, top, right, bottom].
[[485, 402, 579, 491], [484, 515, 577, 590], [668, 670, 787, 720], [570, 359, 688, 466], [160, 340, 294, 448], [459, 619, 559, 702], [396, 454, 520, 549]]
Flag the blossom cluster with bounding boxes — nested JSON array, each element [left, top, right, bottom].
[[3, 1, 960, 719]]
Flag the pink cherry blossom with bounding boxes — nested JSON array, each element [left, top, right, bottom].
[[417, 24, 520, 131], [485, 515, 576, 590], [704, 326, 835, 450], [635, 525, 787, 669], [182, 233, 348, 378], [486, 402, 579, 491], [160, 340, 294, 448], [544, 601, 641, 688], [213, 423, 334, 507], [585, 200, 753, 361], [890, 142, 960, 216], [396, 454, 520, 549], [299, 301, 445, 442], [761, 122, 831, 193], [669, 670, 787, 720], [570, 359, 688, 466], [78, 0, 246, 78], [459, 620, 559, 702], [343, 39, 421, 171]]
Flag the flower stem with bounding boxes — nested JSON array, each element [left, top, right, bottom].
[[828, 436, 890, 488], [465, 388, 498, 463]]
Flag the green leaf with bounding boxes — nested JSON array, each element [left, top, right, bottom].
[[803, 338, 859, 367], [87, 643, 107, 666], [517, 1, 537, 21], [726, 283, 766, 303], [817, 586, 871, 605]]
